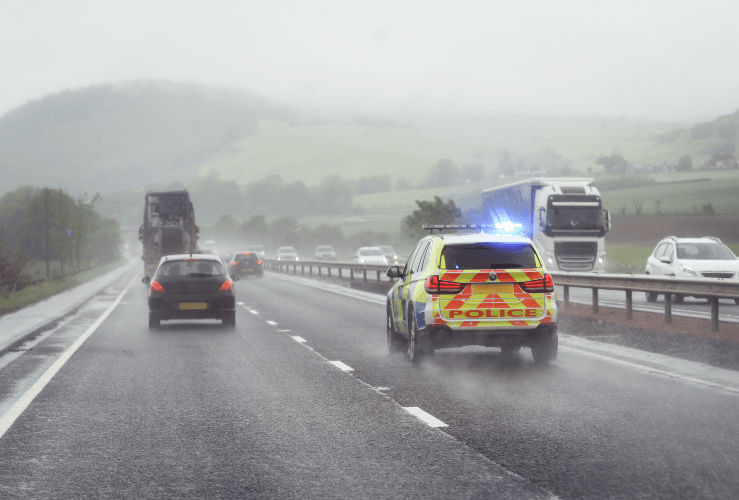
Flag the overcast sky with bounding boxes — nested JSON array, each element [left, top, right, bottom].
[[2, 0, 737, 121]]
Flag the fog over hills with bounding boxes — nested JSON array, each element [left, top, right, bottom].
[[0, 81, 293, 194]]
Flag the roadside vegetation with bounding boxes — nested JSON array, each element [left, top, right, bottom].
[[0, 186, 124, 315]]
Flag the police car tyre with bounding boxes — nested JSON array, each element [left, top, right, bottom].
[[407, 309, 431, 363], [148, 313, 160, 329], [387, 304, 406, 353], [531, 331, 558, 364]]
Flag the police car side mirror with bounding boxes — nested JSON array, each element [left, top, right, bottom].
[[142, 276, 151, 284], [386, 266, 401, 278]]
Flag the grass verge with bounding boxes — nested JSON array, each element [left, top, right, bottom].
[[0, 258, 128, 317]]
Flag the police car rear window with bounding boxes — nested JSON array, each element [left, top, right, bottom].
[[440, 243, 539, 270]]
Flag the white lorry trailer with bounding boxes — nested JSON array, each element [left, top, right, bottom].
[[480, 178, 610, 272]]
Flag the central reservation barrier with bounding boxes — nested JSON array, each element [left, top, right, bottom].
[[263, 259, 739, 332]]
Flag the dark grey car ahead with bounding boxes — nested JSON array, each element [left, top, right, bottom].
[[143, 254, 239, 328]]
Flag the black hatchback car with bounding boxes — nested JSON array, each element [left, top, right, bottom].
[[229, 251, 264, 278], [143, 254, 239, 328]]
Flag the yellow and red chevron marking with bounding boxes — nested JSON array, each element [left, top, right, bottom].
[[439, 269, 544, 283]]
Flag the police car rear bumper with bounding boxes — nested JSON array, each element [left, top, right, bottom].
[[423, 323, 557, 349]]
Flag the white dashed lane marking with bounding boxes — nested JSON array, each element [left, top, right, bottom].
[[329, 361, 354, 372], [292, 336, 307, 343], [403, 407, 449, 428], [265, 320, 278, 326]]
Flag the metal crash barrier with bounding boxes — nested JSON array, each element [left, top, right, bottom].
[[262, 259, 390, 283], [551, 272, 739, 332]]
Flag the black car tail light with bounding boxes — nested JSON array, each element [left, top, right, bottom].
[[424, 275, 466, 294], [219, 279, 233, 292], [257, 260, 262, 265], [151, 281, 165, 293], [231, 261, 238, 266], [520, 274, 554, 293]]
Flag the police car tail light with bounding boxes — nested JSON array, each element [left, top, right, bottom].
[[424, 275, 465, 294], [520, 274, 554, 293], [219, 279, 233, 292], [150, 281, 165, 293]]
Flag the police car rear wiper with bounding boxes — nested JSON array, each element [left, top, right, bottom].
[[491, 263, 522, 268]]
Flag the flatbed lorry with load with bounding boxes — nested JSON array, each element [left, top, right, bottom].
[[139, 190, 199, 276], [479, 178, 610, 272]]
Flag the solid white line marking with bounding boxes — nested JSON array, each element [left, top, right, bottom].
[[329, 360, 354, 372], [237, 301, 244, 305], [278, 329, 292, 332], [292, 336, 307, 343], [560, 345, 739, 394], [403, 407, 449, 428], [0, 274, 138, 439], [266, 320, 278, 326]]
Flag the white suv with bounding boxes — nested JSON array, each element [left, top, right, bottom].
[[644, 236, 739, 303]]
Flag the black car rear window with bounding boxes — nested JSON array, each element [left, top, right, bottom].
[[440, 243, 540, 270], [158, 259, 226, 277], [235, 254, 259, 263]]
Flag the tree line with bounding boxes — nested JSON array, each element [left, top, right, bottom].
[[201, 196, 461, 253], [0, 186, 122, 286]]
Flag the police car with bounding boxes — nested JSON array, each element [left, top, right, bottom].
[[386, 225, 558, 363]]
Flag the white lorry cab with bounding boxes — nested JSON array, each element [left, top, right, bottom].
[[479, 178, 611, 273]]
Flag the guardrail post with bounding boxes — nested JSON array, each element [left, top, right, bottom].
[[363, 269, 367, 282], [318, 266, 321, 276], [592, 288, 598, 314], [350, 268, 354, 280], [301, 265, 304, 275], [563, 286, 569, 309], [376, 270, 380, 281], [293, 264, 296, 275], [711, 297, 719, 332], [625, 290, 632, 320], [338, 267, 342, 278], [664, 293, 672, 324], [309, 265, 312, 276]]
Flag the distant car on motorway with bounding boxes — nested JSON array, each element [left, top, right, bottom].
[[386, 228, 558, 364], [229, 251, 264, 278], [277, 246, 299, 261], [143, 254, 239, 329], [315, 245, 338, 261], [644, 236, 739, 303], [354, 246, 389, 264], [378, 245, 399, 263]]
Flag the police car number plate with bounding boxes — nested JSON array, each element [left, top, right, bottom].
[[180, 302, 207, 310], [471, 284, 513, 295]]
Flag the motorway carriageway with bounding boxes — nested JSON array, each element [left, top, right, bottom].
[[1, 268, 739, 499]]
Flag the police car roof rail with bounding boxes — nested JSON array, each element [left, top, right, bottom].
[[422, 224, 494, 234]]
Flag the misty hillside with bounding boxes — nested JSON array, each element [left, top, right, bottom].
[[0, 81, 293, 193]]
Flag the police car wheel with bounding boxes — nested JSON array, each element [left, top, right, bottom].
[[407, 311, 431, 363], [531, 331, 558, 364], [387, 305, 406, 353], [148, 313, 160, 329]]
